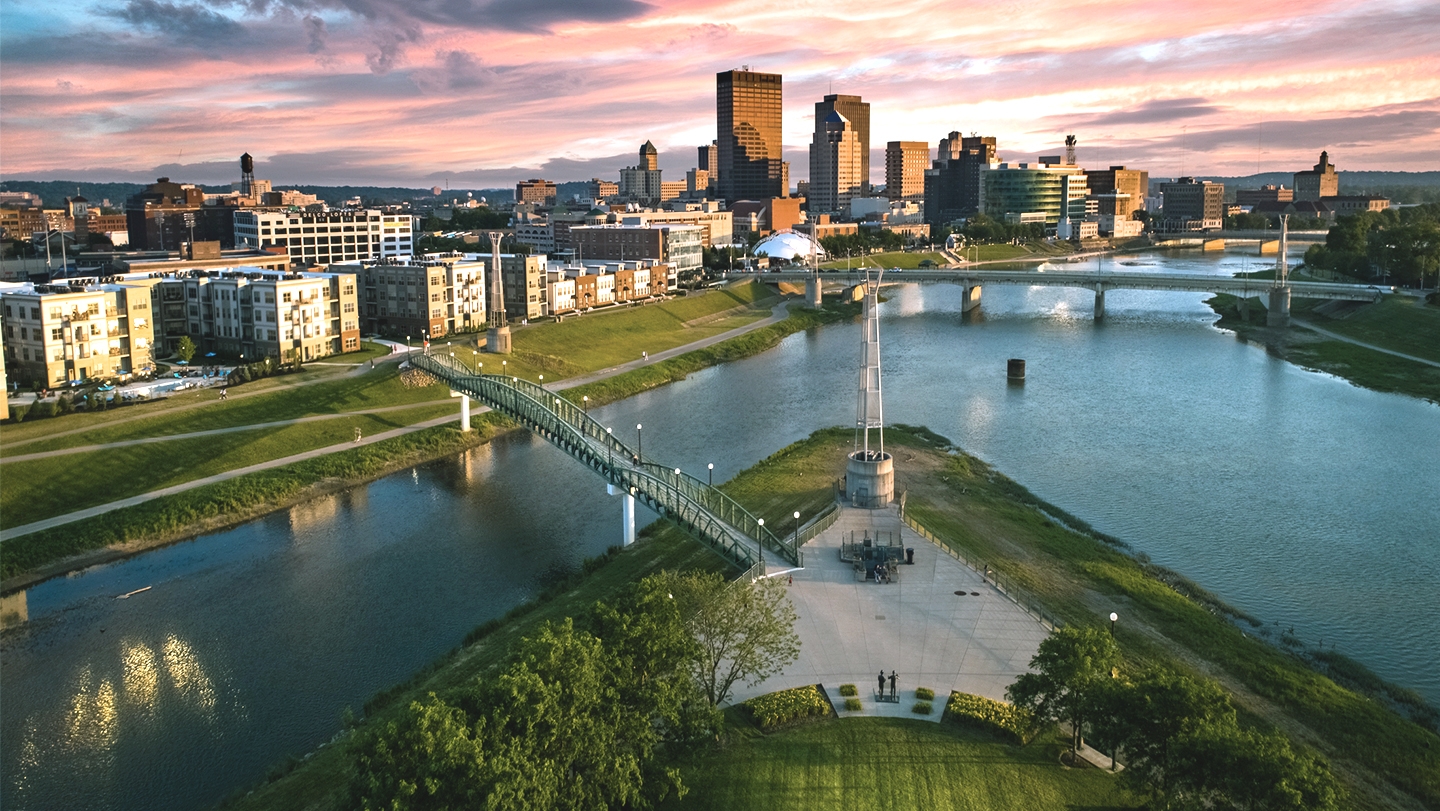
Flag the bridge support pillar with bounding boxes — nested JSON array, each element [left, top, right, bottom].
[[805, 276, 822, 309], [1239, 297, 1251, 322], [608, 484, 637, 545], [1094, 287, 1106, 321], [961, 285, 982, 312], [449, 391, 472, 431], [1267, 286, 1291, 328]]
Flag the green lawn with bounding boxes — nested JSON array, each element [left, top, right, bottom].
[[667, 717, 1138, 811], [1, 402, 456, 528], [512, 282, 775, 370], [1293, 295, 1440, 363], [322, 340, 394, 364], [821, 251, 949, 270], [2, 367, 451, 456]]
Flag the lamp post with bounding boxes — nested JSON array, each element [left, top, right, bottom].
[[756, 518, 765, 572], [794, 510, 801, 550], [606, 426, 612, 467], [636, 423, 643, 465], [1109, 612, 1118, 637], [472, 349, 477, 371], [582, 395, 589, 413], [708, 462, 714, 487], [538, 374, 543, 387]]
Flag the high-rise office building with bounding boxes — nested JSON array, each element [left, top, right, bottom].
[[620, 141, 664, 204], [924, 133, 997, 225], [1294, 151, 1339, 202], [1161, 177, 1225, 225], [716, 69, 784, 203], [808, 110, 864, 215], [815, 94, 870, 193], [1084, 166, 1150, 217], [886, 141, 930, 202]]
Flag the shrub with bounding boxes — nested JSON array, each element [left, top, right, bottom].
[[943, 691, 1034, 744], [9, 404, 27, 423], [838, 683, 858, 697], [912, 701, 933, 715], [745, 685, 832, 730], [55, 395, 74, 415], [843, 698, 862, 712], [28, 401, 55, 419], [915, 686, 935, 701]]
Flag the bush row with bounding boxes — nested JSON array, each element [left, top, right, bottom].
[[745, 685, 832, 730], [943, 691, 1034, 744]]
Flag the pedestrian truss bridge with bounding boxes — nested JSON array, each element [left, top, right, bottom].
[[411, 351, 800, 568]]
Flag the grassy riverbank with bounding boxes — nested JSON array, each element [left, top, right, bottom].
[[0, 294, 858, 586], [877, 424, 1439, 810], [1206, 293, 1440, 403]]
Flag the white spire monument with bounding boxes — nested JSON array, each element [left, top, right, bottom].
[[846, 268, 894, 508]]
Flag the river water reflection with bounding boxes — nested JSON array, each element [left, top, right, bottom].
[[3, 249, 1437, 810]]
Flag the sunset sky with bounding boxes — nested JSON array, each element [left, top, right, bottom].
[[1, 0, 1437, 188]]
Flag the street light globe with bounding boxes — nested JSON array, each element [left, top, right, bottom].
[[674, 468, 681, 475], [757, 518, 764, 526], [637, 423, 642, 430], [794, 511, 800, 519], [1110, 612, 1118, 622]]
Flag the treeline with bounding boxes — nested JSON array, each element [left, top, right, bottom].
[[347, 570, 797, 810], [1010, 626, 1344, 810], [818, 227, 907, 258], [943, 213, 1046, 245], [1303, 203, 1440, 286]]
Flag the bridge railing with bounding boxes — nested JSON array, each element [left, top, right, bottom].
[[412, 352, 789, 566]]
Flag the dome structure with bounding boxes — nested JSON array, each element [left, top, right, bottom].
[[752, 230, 826, 262]]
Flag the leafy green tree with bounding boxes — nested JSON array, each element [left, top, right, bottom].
[[350, 693, 490, 811], [655, 570, 800, 707], [1171, 724, 1345, 811], [1006, 625, 1119, 757], [1099, 668, 1236, 804], [175, 335, 196, 363]]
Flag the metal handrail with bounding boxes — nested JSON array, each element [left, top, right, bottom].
[[412, 352, 792, 567], [900, 510, 1062, 632]]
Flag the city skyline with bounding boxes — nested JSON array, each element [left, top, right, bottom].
[[1, 0, 1437, 187]]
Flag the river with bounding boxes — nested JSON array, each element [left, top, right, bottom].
[[3, 248, 1438, 810]]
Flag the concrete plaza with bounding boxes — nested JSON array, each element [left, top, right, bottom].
[[731, 504, 1051, 721]]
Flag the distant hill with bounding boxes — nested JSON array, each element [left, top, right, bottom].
[[1145, 172, 1440, 204], [0, 179, 516, 208]]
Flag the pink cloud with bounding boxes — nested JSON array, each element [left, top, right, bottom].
[[1, 0, 1436, 185]]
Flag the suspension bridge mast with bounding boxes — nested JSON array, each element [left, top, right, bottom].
[[846, 268, 894, 508], [1267, 215, 1292, 327], [486, 230, 512, 353]]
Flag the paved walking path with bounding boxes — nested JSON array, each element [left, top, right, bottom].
[[727, 503, 1048, 721], [1, 301, 792, 541], [1291, 318, 1440, 369]]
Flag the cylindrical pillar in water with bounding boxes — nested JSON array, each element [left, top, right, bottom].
[[1007, 358, 1026, 381]]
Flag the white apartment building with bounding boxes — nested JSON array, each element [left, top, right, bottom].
[[234, 209, 413, 265], [546, 273, 576, 314], [1, 279, 156, 386]]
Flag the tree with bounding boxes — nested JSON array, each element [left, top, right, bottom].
[[350, 693, 490, 811], [1006, 625, 1119, 757], [348, 574, 708, 811], [1171, 724, 1345, 811], [654, 570, 800, 707], [175, 336, 196, 363], [1102, 668, 1236, 804]]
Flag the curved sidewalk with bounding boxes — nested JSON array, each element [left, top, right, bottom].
[[1, 301, 792, 541], [1292, 318, 1440, 369]]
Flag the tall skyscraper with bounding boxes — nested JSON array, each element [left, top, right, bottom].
[[717, 69, 784, 202], [639, 140, 658, 171], [886, 141, 930, 202], [815, 94, 870, 193], [924, 133, 997, 225], [809, 110, 864, 215]]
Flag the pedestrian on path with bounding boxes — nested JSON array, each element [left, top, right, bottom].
[[219, 388, 227, 400], [642, 351, 648, 360]]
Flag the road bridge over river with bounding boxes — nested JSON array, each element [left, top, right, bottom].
[[410, 352, 808, 572], [740, 268, 1388, 323]]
